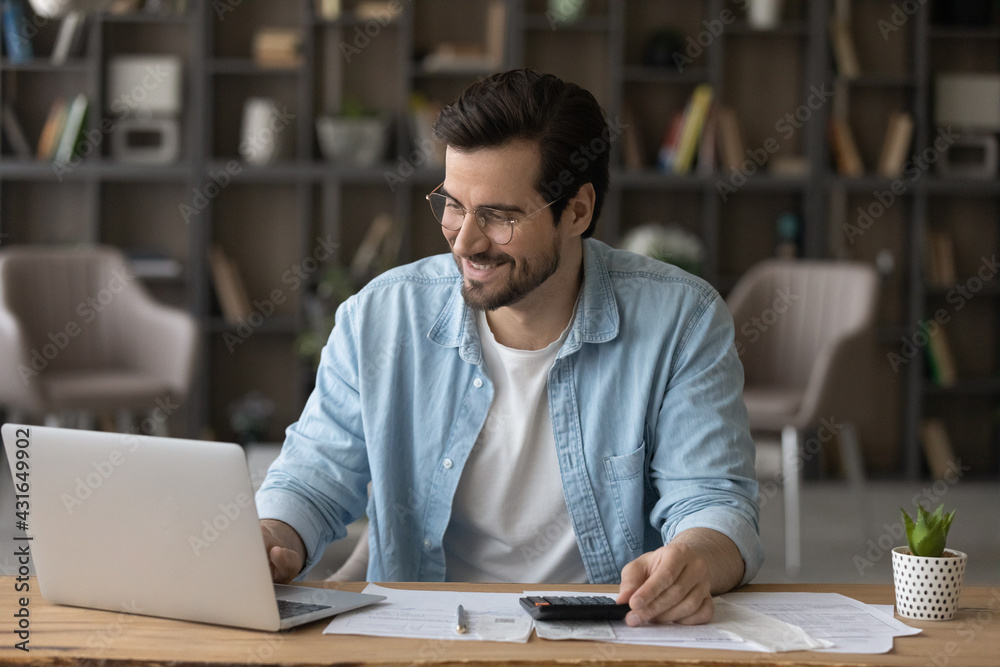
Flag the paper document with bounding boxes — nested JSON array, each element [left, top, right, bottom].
[[720, 592, 921, 654], [323, 584, 533, 643], [526, 590, 828, 652]]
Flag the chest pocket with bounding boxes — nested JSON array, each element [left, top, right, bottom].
[[602, 441, 646, 552]]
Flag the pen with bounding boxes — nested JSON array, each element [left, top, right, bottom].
[[455, 604, 468, 634]]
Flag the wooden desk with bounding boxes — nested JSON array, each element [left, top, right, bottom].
[[2, 579, 998, 666]]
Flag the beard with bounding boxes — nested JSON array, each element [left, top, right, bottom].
[[455, 237, 562, 312]]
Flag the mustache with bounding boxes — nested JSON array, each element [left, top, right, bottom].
[[466, 251, 512, 264]]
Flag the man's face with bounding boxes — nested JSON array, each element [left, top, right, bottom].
[[441, 141, 564, 312]]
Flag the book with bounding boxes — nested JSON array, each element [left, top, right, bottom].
[[920, 419, 956, 480], [485, 0, 505, 69], [671, 84, 713, 175], [53, 93, 88, 164], [715, 105, 745, 172], [51, 11, 85, 66], [620, 104, 644, 171], [925, 324, 958, 387], [350, 213, 396, 282], [422, 42, 490, 72], [252, 28, 303, 68], [696, 103, 718, 177], [408, 94, 445, 167], [315, 0, 341, 20], [36, 98, 68, 161], [925, 229, 956, 287], [2, 0, 34, 64], [828, 17, 860, 79], [876, 111, 914, 178], [656, 110, 684, 172], [209, 246, 253, 324], [828, 116, 864, 176], [1, 103, 32, 158], [127, 249, 183, 279]]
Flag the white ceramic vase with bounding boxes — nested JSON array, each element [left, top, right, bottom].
[[891, 546, 967, 621], [746, 0, 784, 30]]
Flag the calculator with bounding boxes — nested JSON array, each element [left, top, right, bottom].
[[519, 595, 631, 621]]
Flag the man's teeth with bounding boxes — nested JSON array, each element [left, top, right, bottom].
[[471, 262, 495, 270]]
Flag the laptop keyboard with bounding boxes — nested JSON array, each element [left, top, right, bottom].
[[277, 598, 333, 619]]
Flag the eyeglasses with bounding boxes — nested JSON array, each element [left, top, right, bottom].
[[425, 183, 560, 246]]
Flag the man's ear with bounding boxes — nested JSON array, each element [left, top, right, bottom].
[[564, 182, 596, 238]]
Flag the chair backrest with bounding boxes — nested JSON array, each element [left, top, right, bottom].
[[725, 259, 879, 389], [0, 245, 147, 372]]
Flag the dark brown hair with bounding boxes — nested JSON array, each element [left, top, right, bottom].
[[432, 69, 610, 238]]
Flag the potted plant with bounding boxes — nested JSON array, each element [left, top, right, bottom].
[[892, 503, 966, 621]]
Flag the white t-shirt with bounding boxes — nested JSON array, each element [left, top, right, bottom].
[[443, 310, 588, 583]]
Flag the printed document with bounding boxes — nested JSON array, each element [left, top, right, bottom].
[[323, 584, 533, 643]]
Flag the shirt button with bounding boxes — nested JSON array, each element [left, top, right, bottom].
[[423, 539, 432, 549], [473, 378, 483, 388], [443, 458, 453, 469]]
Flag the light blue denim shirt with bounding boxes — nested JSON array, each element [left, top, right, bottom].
[[256, 238, 763, 584]]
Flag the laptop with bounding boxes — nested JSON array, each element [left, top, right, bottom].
[[0, 423, 385, 631]]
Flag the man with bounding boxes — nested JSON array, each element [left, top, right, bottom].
[[256, 69, 762, 626]]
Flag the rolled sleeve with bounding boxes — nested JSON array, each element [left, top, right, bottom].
[[650, 293, 763, 585], [255, 297, 372, 577]]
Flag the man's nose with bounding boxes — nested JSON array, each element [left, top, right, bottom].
[[450, 212, 491, 256]]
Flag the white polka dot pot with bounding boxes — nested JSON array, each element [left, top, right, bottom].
[[892, 546, 967, 621]]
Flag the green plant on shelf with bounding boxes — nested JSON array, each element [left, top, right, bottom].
[[295, 264, 357, 370]]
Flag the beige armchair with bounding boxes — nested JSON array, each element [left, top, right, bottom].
[[0, 245, 197, 430], [726, 259, 879, 575]]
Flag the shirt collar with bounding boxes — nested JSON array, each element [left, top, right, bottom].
[[428, 239, 620, 362]]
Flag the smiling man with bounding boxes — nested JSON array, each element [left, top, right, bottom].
[[256, 69, 762, 626]]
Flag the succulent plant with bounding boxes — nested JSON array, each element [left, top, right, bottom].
[[901, 503, 956, 558]]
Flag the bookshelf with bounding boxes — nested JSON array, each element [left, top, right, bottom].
[[0, 0, 997, 479]]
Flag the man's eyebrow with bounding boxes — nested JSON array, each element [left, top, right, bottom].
[[439, 186, 526, 214]]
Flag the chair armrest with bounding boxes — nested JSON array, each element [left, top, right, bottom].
[[123, 296, 198, 400], [0, 308, 46, 414]]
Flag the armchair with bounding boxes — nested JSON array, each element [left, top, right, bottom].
[[726, 259, 879, 575], [0, 245, 197, 430]]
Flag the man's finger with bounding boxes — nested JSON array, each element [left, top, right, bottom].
[[622, 549, 686, 619], [615, 553, 651, 605], [672, 594, 714, 625]]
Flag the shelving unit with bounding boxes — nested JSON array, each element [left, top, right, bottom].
[[0, 0, 996, 479]]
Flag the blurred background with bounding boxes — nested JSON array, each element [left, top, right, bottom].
[[0, 0, 997, 583]]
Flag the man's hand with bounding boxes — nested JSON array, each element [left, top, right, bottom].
[[615, 528, 745, 626], [260, 519, 306, 583]]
